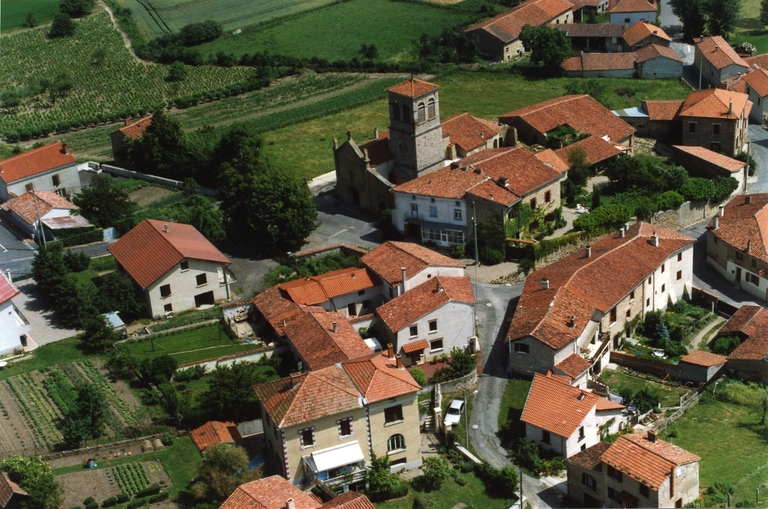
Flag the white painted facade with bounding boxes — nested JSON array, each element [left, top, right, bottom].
[[392, 301, 475, 365], [0, 274, 30, 356], [707, 256, 768, 302], [610, 10, 656, 24], [142, 258, 230, 318], [319, 286, 385, 319], [393, 191, 468, 248], [526, 406, 599, 458], [379, 265, 466, 303], [1, 163, 81, 202], [744, 84, 768, 124], [638, 56, 683, 79]]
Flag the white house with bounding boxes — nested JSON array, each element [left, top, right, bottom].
[[108, 219, 231, 317], [743, 68, 768, 124], [0, 191, 92, 242], [0, 143, 80, 202], [694, 36, 749, 86], [375, 276, 475, 365], [609, 0, 656, 24], [0, 272, 31, 356]]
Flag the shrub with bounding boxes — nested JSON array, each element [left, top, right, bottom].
[[712, 335, 740, 355], [519, 258, 535, 274], [84, 498, 95, 506], [573, 203, 631, 234], [49, 13, 76, 38], [126, 500, 147, 509], [116, 493, 130, 503], [656, 190, 685, 211], [86, 502, 98, 509], [101, 497, 117, 508], [422, 456, 451, 490], [409, 367, 427, 386], [64, 250, 91, 272], [134, 484, 161, 498], [173, 364, 206, 382], [366, 482, 409, 502], [451, 245, 466, 259], [161, 433, 176, 446], [479, 246, 503, 265], [148, 493, 169, 503]]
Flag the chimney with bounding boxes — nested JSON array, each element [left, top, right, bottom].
[[541, 279, 550, 290], [164, 224, 169, 234], [647, 430, 658, 443], [332, 322, 338, 333], [282, 319, 287, 327], [290, 372, 302, 389], [474, 167, 482, 174], [346, 130, 352, 141], [620, 228, 625, 238], [585, 245, 592, 258], [578, 393, 585, 401], [718, 205, 725, 217], [498, 176, 509, 187], [374, 127, 379, 138], [61, 143, 68, 154], [436, 281, 444, 293], [396, 355, 404, 369], [747, 240, 752, 253], [286, 498, 296, 509], [625, 223, 630, 231], [713, 216, 720, 229], [401, 267, 407, 293], [569, 315, 576, 328], [746, 195, 752, 204], [651, 232, 659, 247], [387, 343, 395, 359], [729, 101, 733, 116]]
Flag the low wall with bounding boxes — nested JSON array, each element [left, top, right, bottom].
[[654, 200, 720, 231], [40, 431, 180, 461], [289, 243, 368, 260], [120, 319, 220, 342], [100, 164, 216, 197], [176, 343, 289, 371], [610, 351, 682, 380]]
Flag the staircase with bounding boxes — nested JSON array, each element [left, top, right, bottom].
[[420, 400, 435, 432]]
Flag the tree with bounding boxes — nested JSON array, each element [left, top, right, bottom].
[[59, 0, 96, 16], [48, 13, 76, 38], [359, 43, 379, 60], [92, 47, 107, 66], [367, 451, 400, 493], [762, 0, 768, 25], [32, 244, 68, 304], [0, 456, 63, 509], [171, 182, 226, 244], [61, 414, 91, 449], [591, 185, 601, 210], [24, 12, 38, 28], [566, 145, 590, 188], [96, 272, 143, 317], [190, 443, 259, 501], [519, 24, 572, 68], [447, 347, 477, 378], [72, 173, 136, 228], [421, 456, 451, 490], [670, 0, 706, 42], [704, 0, 741, 39], [78, 315, 118, 353], [167, 61, 189, 82], [2, 89, 21, 109], [736, 151, 757, 176], [118, 109, 189, 180], [139, 355, 178, 384], [200, 362, 277, 422], [73, 382, 107, 439]]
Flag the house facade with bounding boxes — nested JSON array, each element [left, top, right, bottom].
[[0, 272, 30, 356], [694, 36, 748, 86], [551, 23, 626, 52], [679, 88, 751, 156], [0, 191, 91, 242], [0, 143, 79, 202], [720, 305, 768, 384], [743, 68, 768, 124], [634, 44, 683, 79], [109, 219, 231, 317], [507, 222, 694, 377], [608, 0, 656, 24], [671, 145, 745, 194], [706, 194, 768, 302], [566, 432, 700, 508]]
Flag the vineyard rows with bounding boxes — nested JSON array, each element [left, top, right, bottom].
[[77, 360, 140, 429], [4, 375, 62, 449], [112, 462, 150, 495]]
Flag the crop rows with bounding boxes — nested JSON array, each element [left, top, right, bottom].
[[77, 360, 139, 428], [112, 462, 150, 495], [42, 370, 78, 416], [4, 375, 62, 449]]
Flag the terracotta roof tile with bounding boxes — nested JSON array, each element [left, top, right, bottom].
[[387, 78, 438, 98], [722, 305, 768, 360], [284, 311, 373, 371], [361, 241, 464, 286], [465, 177, 521, 207], [0, 273, 19, 306], [634, 43, 682, 63], [468, 0, 575, 42], [555, 136, 626, 167], [623, 21, 670, 47], [534, 148, 569, 173], [221, 475, 321, 509], [595, 398, 626, 410], [359, 131, 393, 167], [746, 52, 768, 71], [114, 115, 152, 140], [1, 191, 78, 226], [342, 351, 421, 401], [679, 88, 751, 120], [554, 353, 591, 378], [402, 339, 429, 353], [279, 267, 377, 306], [442, 113, 500, 154], [561, 52, 635, 72], [697, 36, 749, 70], [190, 421, 241, 453], [393, 165, 490, 200], [672, 145, 744, 173], [602, 434, 700, 490], [500, 95, 636, 143], [680, 349, 727, 367], [565, 441, 612, 470], [0, 472, 27, 509], [707, 194, 768, 267], [0, 142, 76, 184], [550, 23, 626, 37], [643, 100, 684, 120], [252, 286, 304, 337], [610, 0, 656, 13], [320, 492, 374, 509], [457, 146, 563, 197], [376, 276, 475, 333], [743, 68, 768, 97], [522, 373, 600, 437], [108, 219, 230, 289]]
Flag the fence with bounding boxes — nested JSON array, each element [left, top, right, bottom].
[[100, 164, 216, 197]]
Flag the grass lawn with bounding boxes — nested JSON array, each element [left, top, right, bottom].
[[374, 470, 515, 509], [729, 0, 768, 53], [667, 398, 768, 506], [0, 337, 84, 381], [122, 324, 251, 362], [198, 0, 477, 63], [598, 370, 681, 408], [497, 378, 531, 432], [0, 0, 60, 32]]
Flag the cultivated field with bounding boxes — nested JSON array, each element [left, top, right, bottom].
[[0, 0, 59, 32], [197, 0, 477, 62], [725, 0, 768, 52]]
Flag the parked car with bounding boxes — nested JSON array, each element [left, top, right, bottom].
[[444, 398, 465, 426]]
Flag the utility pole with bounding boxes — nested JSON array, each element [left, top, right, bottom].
[[31, 191, 46, 249], [463, 386, 469, 449], [699, 57, 703, 90]]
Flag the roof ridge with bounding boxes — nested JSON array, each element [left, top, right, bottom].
[[0, 142, 63, 166], [317, 367, 363, 399], [621, 435, 684, 466], [145, 219, 185, 262]]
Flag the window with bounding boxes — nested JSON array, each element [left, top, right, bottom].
[[607, 465, 623, 482], [358, 289, 366, 296], [714, 237, 718, 244], [52, 175, 60, 187], [409, 325, 418, 337], [299, 427, 315, 448], [748, 272, 759, 285], [164, 304, 173, 313], [582, 473, 597, 490], [713, 124, 721, 135], [610, 308, 617, 324], [402, 104, 410, 124], [387, 434, 406, 452], [338, 417, 353, 437], [196, 274, 207, 286], [384, 405, 404, 424], [545, 190, 552, 203], [160, 284, 171, 298], [736, 251, 744, 260], [661, 283, 665, 293], [411, 203, 418, 218], [608, 487, 621, 501], [392, 101, 401, 122], [752, 258, 757, 267], [428, 99, 436, 119], [676, 270, 682, 281], [514, 343, 529, 354], [661, 263, 665, 273], [630, 290, 635, 301], [417, 102, 426, 123], [578, 426, 585, 441], [648, 278, 652, 285], [624, 17, 630, 22], [760, 97, 763, 106], [25, 183, 33, 192], [646, 299, 651, 308], [530, 197, 537, 209], [180, 261, 189, 271], [640, 484, 650, 498], [454, 209, 462, 221], [688, 122, 696, 133], [430, 206, 437, 217], [711, 142, 721, 153], [347, 303, 357, 316], [542, 430, 550, 444], [389, 287, 394, 299], [626, 309, 631, 318], [429, 320, 438, 333], [678, 252, 682, 262], [430, 339, 443, 352]]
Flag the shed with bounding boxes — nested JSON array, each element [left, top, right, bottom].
[[678, 350, 727, 384], [190, 421, 242, 453]]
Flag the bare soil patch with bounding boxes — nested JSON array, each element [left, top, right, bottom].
[[0, 382, 38, 458], [48, 444, 147, 470], [128, 186, 177, 207], [59, 469, 119, 509], [93, 359, 142, 412]]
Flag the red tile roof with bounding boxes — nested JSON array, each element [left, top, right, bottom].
[[0, 273, 19, 306], [565, 441, 612, 470], [550, 22, 626, 37], [221, 475, 321, 509], [601, 433, 700, 490], [622, 21, 670, 47], [534, 149, 569, 173], [359, 131, 393, 167], [284, 311, 373, 371], [722, 305, 768, 361], [554, 353, 591, 379], [1, 191, 77, 226], [707, 194, 768, 266], [522, 372, 599, 437], [610, 0, 655, 13], [468, 0, 575, 42], [499, 94, 636, 143], [746, 52, 768, 71], [387, 78, 438, 98], [743, 68, 768, 97], [634, 43, 682, 64], [361, 241, 464, 286], [402, 339, 429, 353], [320, 492, 375, 509], [561, 52, 635, 72], [555, 136, 627, 167], [672, 145, 744, 173], [0, 142, 76, 184], [696, 36, 749, 70], [393, 165, 490, 200], [343, 351, 421, 401], [595, 397, 626, 411], [679, 88, 751, 120], [465, 177, 521, 207], [0, 472, 27, 509], [376, 276, 475, 334], [279, 267, 377, 306], [190, 421, 241, 453], [442, 113, 500, 154], [508, 222, 694, 349], [643, 100, 684, 121], [108, 219, 230, 289], [252, 286, 305, 337], [680, 349, 727, 367], [114, 115, 152, 140]]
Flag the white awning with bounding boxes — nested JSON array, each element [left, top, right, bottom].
[[304, 441, 365, 473]]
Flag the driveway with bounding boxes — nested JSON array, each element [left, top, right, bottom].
[[12, 279, 79, 346], [749, 122, 768, 193]]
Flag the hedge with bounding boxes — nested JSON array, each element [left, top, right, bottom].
[[148, 493, 169, 504], [135, 484, 161, 498], [367, 482, 409, 502], [48, 228, 104, 248], [116, 494, 130, 504], [101, 497, 117, 508], [126, 500, 147, 509], [532, 231, 588, 261], [85, 502, 98, 509]]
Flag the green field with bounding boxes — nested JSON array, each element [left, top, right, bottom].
[[123, 324, 258, 364], [598, 370, 681, 408], [726, 0, 768, 52], [0, 0, 60, 32], [198, 0, 477, 62]]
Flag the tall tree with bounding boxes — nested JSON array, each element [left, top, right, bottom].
[[705, 0, 741, 39], [0, 456, 64, 509], [72, 173, 136, 228], [190, 444, 259, 501], [670, 0, 706, 42], [118, 109, 189, 180], [762, 0, 768, 25], [518, 24, 572, 68], [59, 0, 96, 16], [78, 315, 118, 353], [200, 362, 277, 422], [96, 272, 143, 317], [48, 13, 76, 38]]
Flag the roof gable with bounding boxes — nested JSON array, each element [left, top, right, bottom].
[[610, 0, 656, 13], [284, 311, 373, 371], [469, 0, 574, 42], [555, 135, 626, 167], [743, 68, 768, 97], [114, 115, 153, 140], [697, 36, 749, 70], [721, 304, 768, 360], [622, 21, 670, 47], [442, 112, 501, 153], [361, 241, 464, 286], [643, 100, 684, 120], [0, 472, 27, 509], [521, 373, 599, 437], [707, 194, 768, 267], [634, 43, 682, 64], [343, 351, 421, 402], [387, 78, 438, 98], [679, 88, 751, 120], [672, 145, 744, 173], [0, 273, 19, 306], [280, 267, 377, 306], [221, 475, 320, 509], [534, 148, 569, 173], [0, 143, 76, 184], [190, 421, 241, 452], [1, 191, 78, 226]]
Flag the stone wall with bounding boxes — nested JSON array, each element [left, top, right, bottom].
[[654, 200, 719, 230], [100, 164, 216, 197]]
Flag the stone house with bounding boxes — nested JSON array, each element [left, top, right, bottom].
[[742, 68, 768, 124], [108, 219, 231, 317], [0, 271, 30, 356], [253, 349, 422, 489], [633, 43, 683, 79], [706, 194, 768, 301], [109, 115, 152, 163], [0, 190, 92, 243], [522, 373, 626, 458], [671, 145, 745, 194], [550, 23, 626, 52], [506, 222, 695, 377], [560, 44, 681, 79], [608, 0, 657, 24], [613, 100, 683, 141], [677, 350, 727, 384], [0, 142, 79, 202], [467, 0, 574, 61], [678, 88, 751, 156], [694, 36, 748, 87], [375, 276, 475, 365], [220, 475, 374, 509], [621, 21, 670, 50], [566, 432, 700, 508], [720, 305, 768, 384]]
